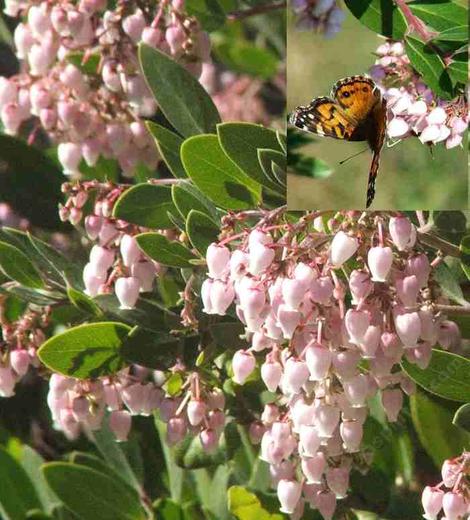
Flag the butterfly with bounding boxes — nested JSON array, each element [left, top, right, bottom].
[[289, 75, 387, 208]]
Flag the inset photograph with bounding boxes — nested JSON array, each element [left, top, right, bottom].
[[287, 0, 468, 209]]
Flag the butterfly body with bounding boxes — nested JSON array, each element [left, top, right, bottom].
[[289, 75, 387, 208]]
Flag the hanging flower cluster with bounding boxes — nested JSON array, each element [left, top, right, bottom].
[[290, 0, 345, 38], [0, 303, 49, 396], [201, 210, 462, 519], [60, 180, 164, 307], [422, 451, 469, 520], [0, 0, 210, 177], [369, 41, 468, 149]]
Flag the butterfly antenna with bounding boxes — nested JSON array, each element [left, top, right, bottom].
[[339, 147, 369, 165]]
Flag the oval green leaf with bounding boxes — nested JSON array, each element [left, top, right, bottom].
[[181, 134, 261, 210], [405, 36, 453, 100], [433, 25, 467, 41], [171, 181, 218, 220], [433, 261, 468, 306], [408, 1, 468, 32], [401, 349, 470, 402], [186, 210, 219, 255], [136, 232, 196, 267], [146, 122, 186, 179], [113, 183, 176, 229], [37, 322, 131, 379], [0, 241, 44, 289], [0, 446, 41, 520], [139, 44, 220, 137], [410, 390, 470, 467], [186, 0, 226, 31], [42, 462, 146, 520], [344, 0, 407, 39]]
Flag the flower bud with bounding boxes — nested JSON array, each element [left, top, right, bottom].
[[305, 342, 332, 381], [301, 451, 326, 483], [381, 388, 403, 422], [394, 311, 421, 347], [277, 479, 302, 515], [326, 466, 350, 498], [122, 10, 146, 42], [131, 261, 156, 293], [299, 425, 321, 456], [277, 305, 301, 339], [89, 245, 115, 275], [368, 246, 393, 282], [210, 280, 235, 315], [261, 360, 283, 392], [315, 404, 340, 438], [187, 399, 206, 426], [343, 374, 370, 407], [249, 242, 275, 276], [441, 459, 459, 488], [120, 234, 141, 267], [422, 486, 444, 520], [442, 492, 467, 520], [345, 309, 370, 345], [389, 216, 412, 251], [316, 491, 336, 520], [58, 142, 82, 176], [282, 278, 306, 310], [82, 262, 106, 296], [115, 277, 140, 309], [330, 231, 358, 268], [206, 243, 230, 279], [395, 275, 419, 308], [200, 428, 218, 453], [10, 349, 30, 376], [109, 410, 131, 442], [340, 420, 363, 452], [359, 325, 381, 358], [283, 358, 309, 394], [0, 366, 16, 397], [232, 350, 255, 385], [349, 270, 373, 304], [167, 416, 187, 445], [405, 254, 431, 288], [310, 276, 334, 304]]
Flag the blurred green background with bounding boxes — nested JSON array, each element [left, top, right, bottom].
[[287, 9, 468, 210]]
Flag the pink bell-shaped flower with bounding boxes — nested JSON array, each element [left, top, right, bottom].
[[232, 350, 256, 385], [368, 246, 393, 282], [330, 231, 358, 268]]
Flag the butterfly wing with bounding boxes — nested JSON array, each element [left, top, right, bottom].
[[289, 97, 362, 141]]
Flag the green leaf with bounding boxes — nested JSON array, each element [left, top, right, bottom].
[[209, 322, 247, 350], [257, 149, 286, 191], [433, 261, 468, 305], [0, 242, 44, 288], [113, 184, 176, 229], [448, 51, 467, 85], [136, 232, 196, 267], [401, 349, 470, 402], [286, 128, 316, 150], [171, 181, 218, 220], [453, 403, 470, 432], [0, 445, 42, 520], [344, 0, 407, 39], [139, 44, 220, 137], [288, 154, 333, 178], [214, 42, 278, 80], [0, 135, 64, 229], [405, 36, 454, 100], [186, 210, 220, 255], [172, 433, 226, 469], [66, 52, 100, 75], [217, 122, 283, 190], [408, 1, 468, 32], [181, 134, 261, 210], [227, 486, 282, 520], [38, 322, 131, 379], [410, 390, 470, 467], [67, 286, 103, 317], [459, 234, 470, 280], [186, 0, 226, 31], [164, 373, 184, 396], [433, 25, 468, 41], [0, 15, 13, 47], [0, 284, 62, 306], [146, 122, 187, 179], [42, 463, 146, 520], [79, 155, 119, 182]]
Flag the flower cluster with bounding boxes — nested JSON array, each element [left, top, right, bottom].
[[60, 180, 163, 308], [422, 451, 469, 519], [0, 304, 49, 396], [48, 366, 226, 449], [0, 0, 210, 177], [201, 211, 461, 519], [369, 41, 468, 149], [290, 0, 345, 38]]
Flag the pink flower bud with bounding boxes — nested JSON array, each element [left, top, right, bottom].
[[282, 278, 306, 310], [131, 262, 156, 293], [438, 321, 461, 352], [187, 399, 206, 426], [10, 350, 30, 376], [28, 43, 54, 76], [427, 107, 447, 125], [249, 421, 265, 444], [14, 24, 34, 59], [141, 26, 161, 47], [122, 10, 146, 42], [389, 216, 412, 251], [294, 262, 315, 284], [442, 492, 467, 520], [277, 304, 301, 339], [343, 374, 370, 407], [299, 425, 321, 456], [206, 243, 230, 279], [232, 350, 255, 385], [0, 366, 16, 397], [441, 459, 459, 488], [81, 139, 101, 167], [345, 309, 370, 345], [0, 78, 17, 109], [310, 276, 334, 304], [340, 420, 363, 452], [422, 486, 444, 520], [408, 100, 427, 115], [387, 117, 409, 138], [200, 428, 218, 453], [359, 325, 381, 358], [249, 243, 275, 275], [332, 350, 359, 380], [239, 285, 265, 318], [82, 262, 106, 296], [283, 358, 309, 394], [1, 102, 22, 135], [261, 403, 280, 424], [315, 404, 340, 438], [277, 479, 302, 515], [349, 270, 373, 304], [394, 311, 421, 347], [229, 250, 248, 280], [85, 215, 103, 240], [326, 466, 350, 498], [58, 142, 82, 176], [167, 416, 187, 445], [305, 342, 332, 381], [396, 275, 419, 308], [120, 234, 141, 267], [368, 246, 393, 282], [316, 491, 336, 520], [261, 360, 282, 392], [115, 277, 140, 309], [330, 231, 358, 268], [301, 451, 326, 483], [28, 4, 52, 38], [381, 332, 403, 359], [89, 245, 115, 276], [381, 388, 403, 422], [109, 410, 131, 442], [210, 279, 235, 315]]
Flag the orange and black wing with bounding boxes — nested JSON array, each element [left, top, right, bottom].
[[289, 97, 361, 141], [331, 76, 381, 121]]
